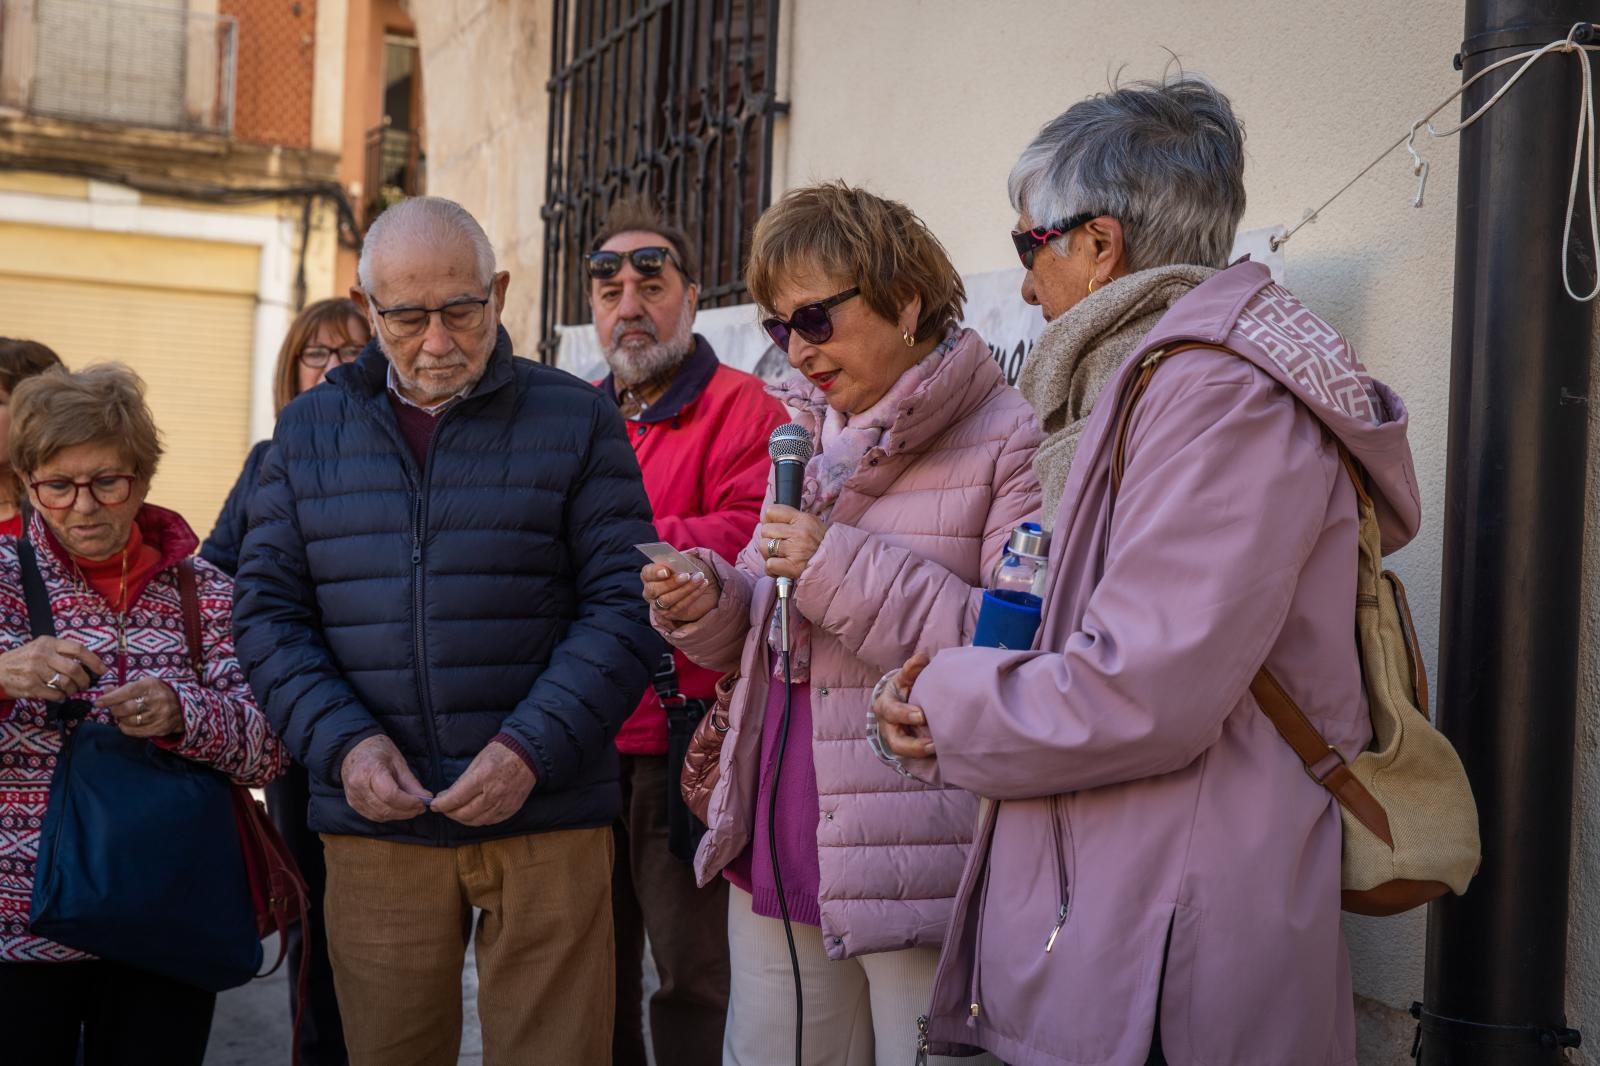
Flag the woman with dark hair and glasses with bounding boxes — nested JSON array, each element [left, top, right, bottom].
[[641, 180, 1039, 1064], [200, 295, 368, 1066], [202, 297, 369, 575], [0, 337, 64, 536], [0, 363, 285, 1066]]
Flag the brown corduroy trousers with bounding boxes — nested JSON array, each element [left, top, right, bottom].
[[321, 827, 615, 1066]]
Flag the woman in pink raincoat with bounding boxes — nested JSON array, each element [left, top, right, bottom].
[[875, 77, 1421, 1066]]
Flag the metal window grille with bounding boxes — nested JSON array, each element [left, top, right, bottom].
[[26, 0, 238, 136], [539, 0, 784, 362]]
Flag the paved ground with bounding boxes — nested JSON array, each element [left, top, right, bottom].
[[205, 935, 657, 1065], [204, 947, 485, 1065]]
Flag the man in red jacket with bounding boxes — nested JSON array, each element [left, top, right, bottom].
[[589, 196, 786, 1066]]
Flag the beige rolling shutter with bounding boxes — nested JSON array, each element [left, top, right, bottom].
[[0, 222, 258, 538]]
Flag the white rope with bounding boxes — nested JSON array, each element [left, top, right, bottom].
[[1272, 24, 1600, 302]]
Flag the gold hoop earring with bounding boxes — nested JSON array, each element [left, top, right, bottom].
[[902, 328, 916, 348], [1087, 275, 1106, 296]]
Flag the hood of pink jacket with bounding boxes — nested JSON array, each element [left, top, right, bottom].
[[1126, 260, 1421, 552]]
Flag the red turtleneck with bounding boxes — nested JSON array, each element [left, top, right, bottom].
[[71, 520, 164, 613]]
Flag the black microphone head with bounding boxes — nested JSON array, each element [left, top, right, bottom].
[[768, 422, 814, 465]]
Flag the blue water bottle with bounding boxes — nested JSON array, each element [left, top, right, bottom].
[[972, 522, 1049, 649]]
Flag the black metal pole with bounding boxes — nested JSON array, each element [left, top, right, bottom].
[[1421, 2, 1596, 1063]]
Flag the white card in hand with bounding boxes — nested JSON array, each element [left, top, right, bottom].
[[636, 542, 712, 579]]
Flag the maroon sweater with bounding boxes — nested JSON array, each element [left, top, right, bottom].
[[388, 392, 441, 466]]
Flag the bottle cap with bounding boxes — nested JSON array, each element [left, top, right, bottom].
[[1008, 522, 1049, 558]]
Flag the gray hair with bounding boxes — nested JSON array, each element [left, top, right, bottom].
[[1008, 75, 1246, 271], [356, 196, 497, 291]]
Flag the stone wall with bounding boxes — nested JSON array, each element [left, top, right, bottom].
[[410, 0, 553, 358]]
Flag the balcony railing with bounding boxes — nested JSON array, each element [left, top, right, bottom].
[[0, 0, 238, 136], [363, 123, 424, 227]]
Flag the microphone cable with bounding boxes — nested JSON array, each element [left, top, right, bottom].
[[769, 596, 803, 1065]]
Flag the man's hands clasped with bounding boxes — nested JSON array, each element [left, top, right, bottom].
[[341, 733, 538, 827]]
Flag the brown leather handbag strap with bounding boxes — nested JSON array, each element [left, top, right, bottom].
[[1249, 670, 1393, 847], [1110, 342, 1392, 845], [1110, 344, 1218, 493], [176, 558, 205, 676]]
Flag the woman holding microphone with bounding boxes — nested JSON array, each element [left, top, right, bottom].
[[643, 181, 1040, 1065]]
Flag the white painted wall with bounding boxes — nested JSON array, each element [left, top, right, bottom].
[[777, 3, 1599, 1058], [415, 2, 1600, 1058]]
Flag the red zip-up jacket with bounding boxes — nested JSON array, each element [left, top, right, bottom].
[[601, 335, 786, 755]]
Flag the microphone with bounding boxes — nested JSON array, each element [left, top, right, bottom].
[[763, 426, 810, 1064], [767, 423, 814, 604]]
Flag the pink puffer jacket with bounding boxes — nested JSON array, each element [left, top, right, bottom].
[[663, 328, 1042, 959]]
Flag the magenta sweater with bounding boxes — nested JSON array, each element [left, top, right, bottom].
[[724, 675, 821, 926]]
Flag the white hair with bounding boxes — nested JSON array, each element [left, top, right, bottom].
[[1007, 75, 1246, 271], [356, 196, 497, 291]]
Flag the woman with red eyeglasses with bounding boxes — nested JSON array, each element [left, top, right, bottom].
[[199, 295, 369, 1066], [0, 363, 286, 1065], [642, 181, 1039, 1065]]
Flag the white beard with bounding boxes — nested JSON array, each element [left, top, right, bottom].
[[602, 295, 696, 387]]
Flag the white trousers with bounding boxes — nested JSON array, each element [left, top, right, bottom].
[[723, 885, 996, 1066]]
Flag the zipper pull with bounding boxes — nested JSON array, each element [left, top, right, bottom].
[[411, 495, 424, 564], [914, 1014, 931, 1066], [1044, 903, 1069, 953]]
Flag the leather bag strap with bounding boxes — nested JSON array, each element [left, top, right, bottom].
[[175, 558, 204, 677], [17, 537, 56, 640], [1109, 342, 1392, 846], [1249, 670, 1393, 847]]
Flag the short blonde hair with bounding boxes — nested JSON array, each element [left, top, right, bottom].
[[11, 364, 163, 480], [746, 181, 965, 343]]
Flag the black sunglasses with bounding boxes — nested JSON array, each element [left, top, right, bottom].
[[586, 246, 682, 280], [1011, 212, 1098, 270], [762, 287, 860, 351]]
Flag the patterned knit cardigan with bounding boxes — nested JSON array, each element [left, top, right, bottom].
[[0, 506, 287, 963]]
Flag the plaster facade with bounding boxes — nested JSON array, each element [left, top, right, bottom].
[[409, 0, 552, 356], [413, 2, 1599, 1059]]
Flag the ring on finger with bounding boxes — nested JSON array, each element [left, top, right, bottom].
[[46, 672, 63, 691], [767, 537, 782, 559], [135, 695, 147, 711], [654, 596, 668, 612], [136, 712, 145, 726]]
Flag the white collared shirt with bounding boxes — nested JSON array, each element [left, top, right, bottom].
[[386, 362, 474, 415]]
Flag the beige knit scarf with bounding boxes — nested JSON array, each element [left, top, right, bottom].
[[1019, 264, 1217, 525]]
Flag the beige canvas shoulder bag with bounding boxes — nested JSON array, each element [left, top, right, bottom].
[[1111, 343, 1481, 916]]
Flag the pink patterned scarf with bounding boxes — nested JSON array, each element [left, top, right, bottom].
[[770, 335, 952, 681]]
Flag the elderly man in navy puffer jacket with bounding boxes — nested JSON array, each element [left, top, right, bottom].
[[234, 196, 661, 1066]]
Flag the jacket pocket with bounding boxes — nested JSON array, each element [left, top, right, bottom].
[[1044, 794, 1073, 952]]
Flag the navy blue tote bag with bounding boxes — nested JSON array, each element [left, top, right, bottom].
[[20, 536, 263, 992]]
